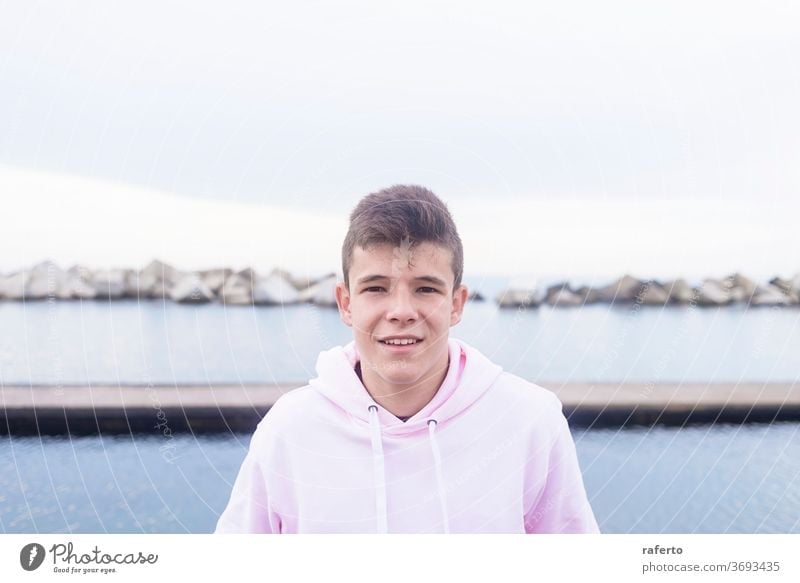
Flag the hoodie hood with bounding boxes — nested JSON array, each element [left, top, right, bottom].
[[308, 337, 503, 435]]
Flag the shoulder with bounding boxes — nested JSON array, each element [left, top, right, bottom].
[[489, 371, 563, 412], [269, 384, 320, 413], [482, 372, 567, 437], [250, 385, 323, 442], [456, 338, 561, 414]]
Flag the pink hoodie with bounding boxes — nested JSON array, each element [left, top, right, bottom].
[[215, 338, 599, 533]]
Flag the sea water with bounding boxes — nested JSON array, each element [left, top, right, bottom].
[[0, 296, 798, 385], [1, 424, 798, 533]]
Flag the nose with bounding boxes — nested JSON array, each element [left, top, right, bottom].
[[385, 287, 419, 323]]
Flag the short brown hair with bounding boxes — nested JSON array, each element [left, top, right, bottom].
[[341, 185, 464, 290]]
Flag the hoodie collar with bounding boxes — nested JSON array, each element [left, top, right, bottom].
[[309, 338, 503, 435]]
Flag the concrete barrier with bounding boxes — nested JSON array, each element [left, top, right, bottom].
[[2, 382, 799, 434]]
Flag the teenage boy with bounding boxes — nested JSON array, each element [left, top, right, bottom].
[[216, 185, 599, 533]]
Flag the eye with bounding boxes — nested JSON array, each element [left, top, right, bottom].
[[363, 286, 385, 293], [418, 287, 439, 293]]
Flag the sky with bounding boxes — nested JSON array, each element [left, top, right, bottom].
[[2, 164, 795, 280], [1, 1, 799, 277]]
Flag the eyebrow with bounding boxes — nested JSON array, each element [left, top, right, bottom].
[[355, 274, 448, 287]]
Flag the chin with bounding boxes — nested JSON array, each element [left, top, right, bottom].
[[380, 370, 421, 386]]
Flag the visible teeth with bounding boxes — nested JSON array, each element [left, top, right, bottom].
[[382, 338, 418, 345]]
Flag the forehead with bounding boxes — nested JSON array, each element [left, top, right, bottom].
[[350, 242, 454, 280]]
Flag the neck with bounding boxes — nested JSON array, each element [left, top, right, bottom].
[[360, 356, 450, 418]]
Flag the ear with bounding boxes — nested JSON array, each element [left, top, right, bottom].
[[335, 281, 353, 327], [450, 284, 469, 326]]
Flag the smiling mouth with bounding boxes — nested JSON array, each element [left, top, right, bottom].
[[378, 338, 422, 346]]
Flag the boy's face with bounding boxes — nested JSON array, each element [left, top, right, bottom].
[[335, 241, 468, 399]]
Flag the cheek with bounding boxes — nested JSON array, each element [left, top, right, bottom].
[[351, 304, 380, 328], [433, 301, 454, 321]]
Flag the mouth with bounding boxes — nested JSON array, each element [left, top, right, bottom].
[[377, 336, 423, 350]]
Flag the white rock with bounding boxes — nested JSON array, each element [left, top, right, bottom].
[[0, 271, 29, 300], [169, 274, 215, 303], [662, 279, 697, 304], [237, 268, 258, 283], [298, 274, 338, 306], [270, 268, 311, 291], [751, 284, 794, 306], [199, 268, 233, 294], [573, 286, 599, 304], [252, 272, 300, 305], [63, 277, 96, 299], [723, 273, 758, 302], [787, 273, 800, 303], [545, 284, 584, 307], [637, 281, 671, 305], [31, 260, 94, 300], [26, 261, 64, 299], [63, 265, 96, 299], [142, 259, 181, 282], [130, 259, 183, 298], [695, 279, 731, 306], [92, 269, 129, 299], [220, 272, 255, 305], [468, 290, 486, 302], [496, 286, 544, 308], [592, 275, 646, 303], [67, 264, 92, 280]]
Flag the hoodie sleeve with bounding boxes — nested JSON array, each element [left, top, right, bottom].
[[523, 398, 600, 533], [214, 428, 282, 534]]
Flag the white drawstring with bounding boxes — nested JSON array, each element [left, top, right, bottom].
[[367, 407, 451, 534], [427, 419, 451, 533], [368, 405, 388, 533]]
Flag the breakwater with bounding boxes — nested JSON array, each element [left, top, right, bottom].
[[2, 260, 798, 307]]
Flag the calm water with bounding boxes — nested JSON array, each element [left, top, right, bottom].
[[1, 289, 799, 384], [1, 423, 798, 533]]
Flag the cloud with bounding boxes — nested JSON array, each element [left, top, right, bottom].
[[2, 165, 797, 280], [0, 165, 346, 275]]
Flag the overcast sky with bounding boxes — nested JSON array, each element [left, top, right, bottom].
[[1, 1, 799, 276]]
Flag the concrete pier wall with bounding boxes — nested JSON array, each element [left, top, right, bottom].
[[3, 382, 799, 434]]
